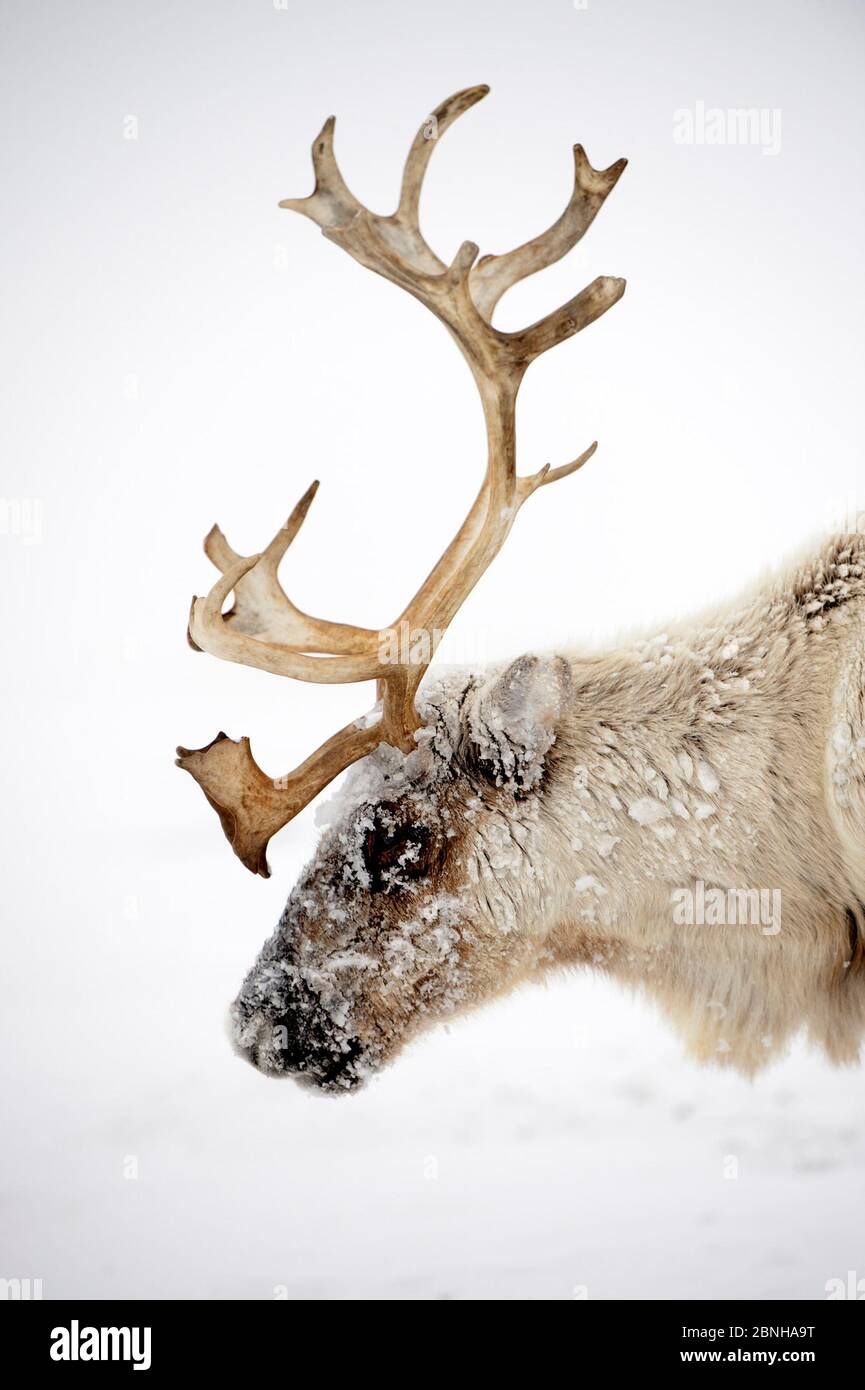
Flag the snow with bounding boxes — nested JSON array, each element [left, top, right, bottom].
[[596, 835, 621, 859], [2, 788, 863, 1300], [4, 0, 865, 1301], [628, 797, 671, 826], [697, 759, 721, 795], [5, 830, 865, 1301], [676, 752, 695, 783], [575, 874, 606, 895]]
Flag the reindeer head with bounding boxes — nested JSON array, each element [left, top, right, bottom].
[[177, 86, 626, 1089], [229, 656, 574, 1090]]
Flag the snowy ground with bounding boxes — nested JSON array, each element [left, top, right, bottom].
[[2, 797, 864, 1302], [4, 0, 865, 1303]]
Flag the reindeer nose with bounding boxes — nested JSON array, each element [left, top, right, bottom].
[[228, 997, 366, 1090], [228, 1001, 309, 1076]]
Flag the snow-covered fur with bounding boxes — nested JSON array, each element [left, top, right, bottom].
[[231, 534, 865, 1091]]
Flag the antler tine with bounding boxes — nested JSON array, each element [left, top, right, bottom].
[[189, 482, 380, 665], [277, 116, 363, 230], [516, 440, 598, 503], [202, 523, 241, 572], [397, 85, 490, 228], [510, 274, 627, 366], [189, 564, 384, 681], [205, 480, 319, 579], [260, 479, 320, 572], [470, 146, 627, 322]]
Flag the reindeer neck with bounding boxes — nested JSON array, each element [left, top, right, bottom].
[[533, 533, 865, 1070]]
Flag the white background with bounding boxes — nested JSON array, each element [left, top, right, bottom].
[[2, 0, 864, 1298]]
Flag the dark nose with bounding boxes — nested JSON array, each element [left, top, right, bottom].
[[228, 998, 366, 1089], [229, 990, 336, 1074]]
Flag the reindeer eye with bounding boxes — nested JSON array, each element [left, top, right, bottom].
[[362, 809, 441, 892]]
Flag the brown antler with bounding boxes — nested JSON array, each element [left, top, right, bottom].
[[177, 85, 626, 876]]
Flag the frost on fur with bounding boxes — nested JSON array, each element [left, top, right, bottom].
[[230, 535, 865, 1091]]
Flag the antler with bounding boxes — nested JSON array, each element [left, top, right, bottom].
[[177, 85, 626, 876]]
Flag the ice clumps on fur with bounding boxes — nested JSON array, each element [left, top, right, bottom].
[[466, 654, 572, 791], [314, 667, 476, 829], [314, 656, 571, 830]]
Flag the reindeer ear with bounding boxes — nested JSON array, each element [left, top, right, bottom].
[[465, 654, 572, 790]]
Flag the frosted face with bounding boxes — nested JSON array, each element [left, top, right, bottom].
[[229, 780, 475, 1091], [228, 658, 570, 1091]]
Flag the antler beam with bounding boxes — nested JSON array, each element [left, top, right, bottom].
[[177, 86, 626, 876]]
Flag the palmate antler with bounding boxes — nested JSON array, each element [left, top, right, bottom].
[[177, 85, 626, 877]]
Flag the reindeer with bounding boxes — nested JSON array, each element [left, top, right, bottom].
[[177, 86, 865, 1091]]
